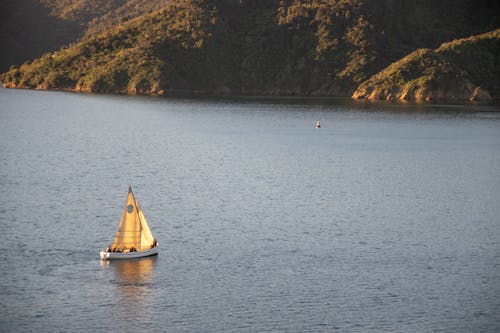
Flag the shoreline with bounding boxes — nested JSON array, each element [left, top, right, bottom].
[[1, 85, 499, 108]]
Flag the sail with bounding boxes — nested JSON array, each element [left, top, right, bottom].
[[111, 186, 141, 250], [138, 202, 156, 250]]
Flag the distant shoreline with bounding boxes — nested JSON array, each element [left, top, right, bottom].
[[2, 86, 499, 109]]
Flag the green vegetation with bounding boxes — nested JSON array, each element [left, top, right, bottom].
[[39, 0, 171, 36], [1, 1, 216, 94], [1, 0, 499, 99], [352, 29, 500, 102]]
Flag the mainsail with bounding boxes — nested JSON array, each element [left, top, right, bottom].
[[111, 186, 156, 251]]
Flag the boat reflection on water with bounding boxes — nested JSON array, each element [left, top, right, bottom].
[[100, 257, 158, 322]]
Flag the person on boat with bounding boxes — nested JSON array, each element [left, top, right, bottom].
[[316, 120, 321, 128], [106, 246, 111, 252]]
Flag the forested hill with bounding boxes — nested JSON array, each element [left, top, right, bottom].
[[352, 29, 500, 102], [1, 0, 499, 99]]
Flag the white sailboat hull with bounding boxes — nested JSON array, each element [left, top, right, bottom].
[[100, 245, 159, 260]]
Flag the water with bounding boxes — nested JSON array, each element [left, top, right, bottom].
[[0, 88, 499, 332]]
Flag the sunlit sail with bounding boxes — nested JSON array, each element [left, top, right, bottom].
[[100, 186, 158, 260]]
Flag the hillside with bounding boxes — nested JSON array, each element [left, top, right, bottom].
[[39, 0, 171, 37], [0, 0, 170, 73], [352, 29, 500, 102], [1, 0, 499, 97], [1, 1, 218, 95], [0, 0, 81, 74]]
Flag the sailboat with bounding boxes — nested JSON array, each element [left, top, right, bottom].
[[100, 186, 159, 260]]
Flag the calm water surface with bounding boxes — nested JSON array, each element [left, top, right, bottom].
[[0, 88, 499, 332]]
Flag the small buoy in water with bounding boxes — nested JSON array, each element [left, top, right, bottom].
[[315, 120, 321, 128]]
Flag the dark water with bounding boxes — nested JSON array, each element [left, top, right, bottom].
[[1, 88, 499, 332]]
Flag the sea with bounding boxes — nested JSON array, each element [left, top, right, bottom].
[[0, 88, 499, 332]]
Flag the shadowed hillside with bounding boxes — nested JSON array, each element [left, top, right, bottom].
[[1, 0, 499, 99], [0, 0, 170, 73], [0, 0, 81, 73]]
